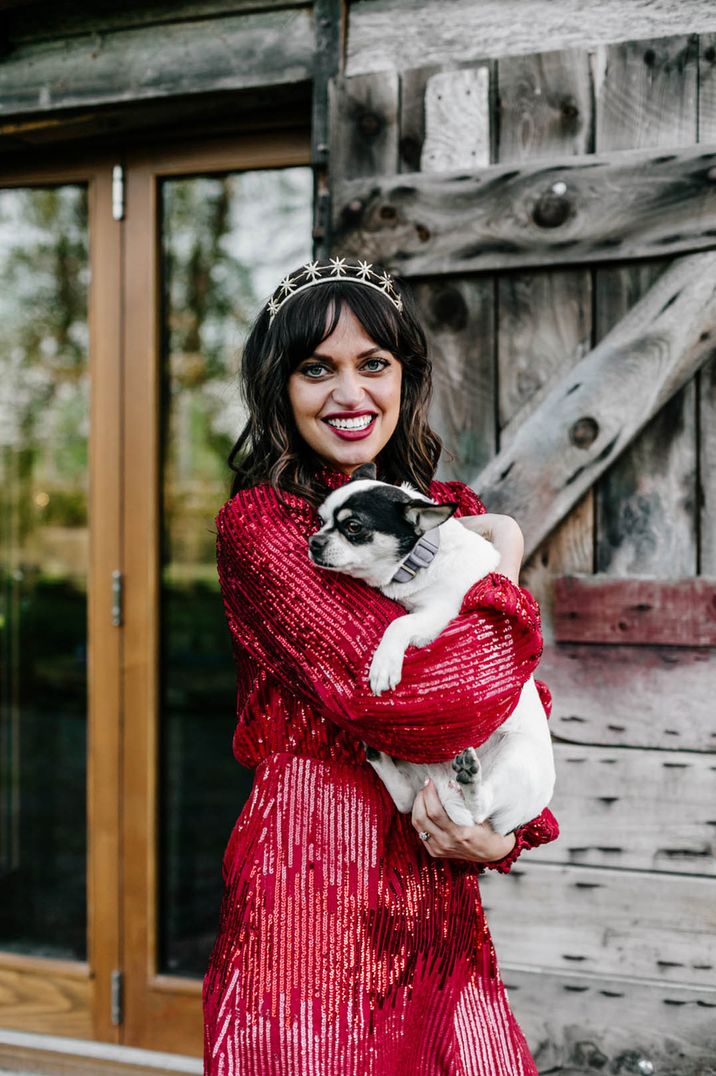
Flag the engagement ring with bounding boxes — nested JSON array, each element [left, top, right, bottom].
[[419, 831, 431, 841]]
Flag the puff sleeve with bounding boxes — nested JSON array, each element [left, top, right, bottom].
[[214, 480, 544, 764]]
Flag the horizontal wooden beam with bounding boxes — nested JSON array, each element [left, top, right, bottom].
[[554, 575, 716, 646], [480, 861, 716, 987], [501, 966, 716, 1075], [333, 143, 716, 273], [539, 642, 716, 751], [0, 7, 314, 116], [471, 251, 716, 557], [346, 0, 716, 76], [547, 743, 716, 874]]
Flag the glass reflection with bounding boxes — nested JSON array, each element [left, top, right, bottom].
[[158, 167, 312, 976], [0, 186, 89, 960]]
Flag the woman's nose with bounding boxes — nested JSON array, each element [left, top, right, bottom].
[[331, 370, 365, 407]]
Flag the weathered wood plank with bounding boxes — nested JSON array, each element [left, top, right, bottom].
[[553, 575, 716, 646], [702, 351, 716, 575], [346, 0, 716, 77], [3, 0, 308, 43], [539, 643, 716, 751], [497, 48, 592, 160], [479, 862, 716, 986], [332, 143, 716, 274], [0, 8, 314, 114], [328, 70, 399, 182], [420, 66, 490, 172], [594, 35, 698, 150], [501, 967, 716, 1076], [496, 48, 594, 637], [594, 38, 699, 580], [471, 252, 716, 558], [699, 34, 716, 576], [546, 743, 716, 875], [413, 277, 495, 483]]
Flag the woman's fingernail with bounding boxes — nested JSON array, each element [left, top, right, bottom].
[[423, 778, 430, 787]]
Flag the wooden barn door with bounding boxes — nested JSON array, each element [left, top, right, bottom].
[[327, 32, 716, 1072]]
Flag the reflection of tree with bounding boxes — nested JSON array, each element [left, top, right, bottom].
[[161, 168, 312, 561], [0, 187, 89, 541]]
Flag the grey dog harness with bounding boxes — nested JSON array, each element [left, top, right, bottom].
[[390, 529, 441, 584]]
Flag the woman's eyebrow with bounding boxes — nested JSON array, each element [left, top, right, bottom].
[[310, 346, 384, 360]]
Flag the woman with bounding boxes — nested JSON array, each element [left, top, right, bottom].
[[203, 257, 559, 1074]]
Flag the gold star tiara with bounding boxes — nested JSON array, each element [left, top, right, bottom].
[[267, 257, 404, 325]]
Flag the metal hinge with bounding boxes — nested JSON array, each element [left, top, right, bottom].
[[111, 969, 123, 1026], [111, 569, 123, 626], [112, 165, 125, 221]]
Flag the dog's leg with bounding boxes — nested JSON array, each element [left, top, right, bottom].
[[369, 607, 454, 694], [364, 746, 419, 813], [452, 747, 495, 825]]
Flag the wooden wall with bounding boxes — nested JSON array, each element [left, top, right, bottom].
[[329, 25, 716, 1075]]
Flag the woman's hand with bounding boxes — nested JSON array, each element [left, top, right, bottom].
[[459, 513, 524, 585], [411, 778, 517, 862]]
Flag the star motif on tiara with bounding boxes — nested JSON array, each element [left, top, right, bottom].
[[302, 261, 322, 282], [266, 259, 404, 325]]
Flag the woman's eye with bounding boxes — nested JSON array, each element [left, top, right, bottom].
[[363, 358, 389, 371], [301, 363, 327, 378]]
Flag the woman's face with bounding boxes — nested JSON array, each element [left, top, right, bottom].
[[287, 304, 403, 475]]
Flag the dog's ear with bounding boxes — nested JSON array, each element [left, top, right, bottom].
[[350, 462, 377, 482], [401, 499, 458, 534]]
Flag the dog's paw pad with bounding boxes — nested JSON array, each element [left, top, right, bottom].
[[452, 748, 481, 786]]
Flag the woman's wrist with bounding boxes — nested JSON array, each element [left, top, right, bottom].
[[481, 829, 517, 862]]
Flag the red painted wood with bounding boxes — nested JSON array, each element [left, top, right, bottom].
[[553, 575, 716, 646]]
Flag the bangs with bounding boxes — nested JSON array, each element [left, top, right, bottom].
[[270, 281, 404, 372]]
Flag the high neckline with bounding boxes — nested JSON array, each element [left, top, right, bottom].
[[315, 464, 354, 490]]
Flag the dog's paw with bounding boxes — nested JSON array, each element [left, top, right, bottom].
[[452, 747, 481, 786], [369, 646, 405, 695]]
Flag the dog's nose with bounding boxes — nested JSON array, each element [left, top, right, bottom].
[[309, 533, 329, 552]]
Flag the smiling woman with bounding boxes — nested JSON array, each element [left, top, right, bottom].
[[226, 258, 443, 507], [204, 256, 558, 1075], [287, 306, 403, 473]]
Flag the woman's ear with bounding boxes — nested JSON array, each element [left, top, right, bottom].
[[402, 500, 458, 534], [350, 462, 377, 482]]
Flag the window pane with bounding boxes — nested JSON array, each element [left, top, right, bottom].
[[158, 167, 312, 976], [0, 186, 89, 961]]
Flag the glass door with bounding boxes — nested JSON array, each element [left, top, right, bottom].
[[0, 163, 122, 1041], [121, 133, 312, 1054]]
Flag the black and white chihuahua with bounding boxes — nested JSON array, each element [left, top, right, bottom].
[[308, 463, 555, 836]]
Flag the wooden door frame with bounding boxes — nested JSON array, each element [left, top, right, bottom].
[[0, 157, 123, 1043], [120, 127, 311, 1054]]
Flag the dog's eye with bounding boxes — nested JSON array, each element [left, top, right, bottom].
[[344, 519, 363, 534]]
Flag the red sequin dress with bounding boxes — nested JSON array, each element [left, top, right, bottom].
[[202, 465, 559, 1075]]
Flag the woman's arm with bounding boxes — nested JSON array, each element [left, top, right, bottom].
[[215, 481, 544, 764]]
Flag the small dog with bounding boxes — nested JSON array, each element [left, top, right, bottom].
[[308, 463, 555, 835]]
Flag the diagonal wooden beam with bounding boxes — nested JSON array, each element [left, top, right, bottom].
[[471, 251, 716, 557]]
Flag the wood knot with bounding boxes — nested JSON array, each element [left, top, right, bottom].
[[569, 416, 599, 449], [430, 286, 468, 332], [357, 110, 383, 139], [340, 199, 365, 226], [533, 182, 572, 228]]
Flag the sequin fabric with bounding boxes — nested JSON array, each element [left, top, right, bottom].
[[203, 466, 559, 1074]]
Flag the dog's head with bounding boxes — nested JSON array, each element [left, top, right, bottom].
[[308, 462, 458, 586]]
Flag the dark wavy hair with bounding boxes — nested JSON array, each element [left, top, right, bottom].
[[227, 259, 444, 507]]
